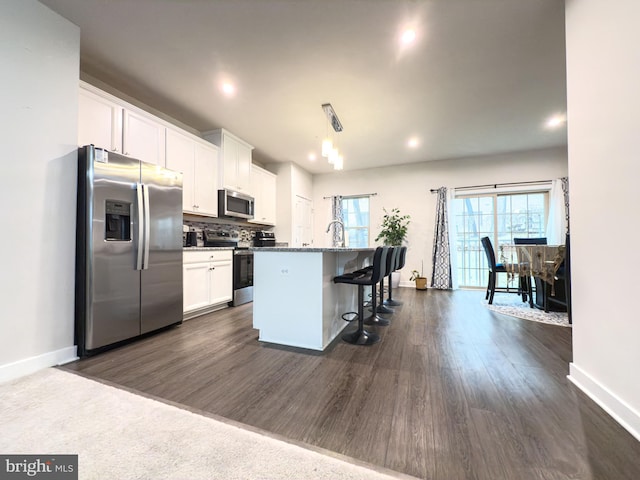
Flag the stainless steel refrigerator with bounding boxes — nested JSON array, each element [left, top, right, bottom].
[[75, 145, 183, 356]]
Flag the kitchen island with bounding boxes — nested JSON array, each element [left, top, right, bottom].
[[251, 247, 375, 351]]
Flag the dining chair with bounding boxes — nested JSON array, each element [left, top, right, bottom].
[[544, 233, 571, 323], [481, 236, 519, 305], [513, 237, 548, 306]]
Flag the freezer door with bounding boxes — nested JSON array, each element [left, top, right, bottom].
[[140, 162, 183, 334], [85, 149, 142, 350]]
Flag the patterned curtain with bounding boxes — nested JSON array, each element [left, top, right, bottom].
[[561, 176, 570, 233], [431, 187, 452, 289], [331, 195, 344, 247]]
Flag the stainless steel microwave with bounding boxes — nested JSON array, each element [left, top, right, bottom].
[[218, 189, 254, 219]]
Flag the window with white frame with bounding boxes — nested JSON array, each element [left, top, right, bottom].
[[342, 196, 370, 248], [452, 191, 548, 288]]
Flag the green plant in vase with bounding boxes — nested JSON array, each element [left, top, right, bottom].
[[409, 261, 428, 290], [375, 208, 410, 246]]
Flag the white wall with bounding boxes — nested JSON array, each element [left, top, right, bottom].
[[565, 0, 640, 440], [269, 162, 313, 246], [0, 0, 80, 381], [312, 147, 568, 285]]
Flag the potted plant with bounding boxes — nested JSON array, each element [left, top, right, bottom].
[[410, 262, 428, 290], [375, 208, 410, 288], [375, 208, 410, 246]]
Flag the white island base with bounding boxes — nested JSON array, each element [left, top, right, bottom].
[[252, 248, 375, 351]]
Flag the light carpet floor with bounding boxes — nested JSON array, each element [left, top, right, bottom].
[[483, 293, 570, 327], [0, 368, 417, 480]]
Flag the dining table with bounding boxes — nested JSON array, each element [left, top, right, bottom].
[[499, 244, 566, 308]]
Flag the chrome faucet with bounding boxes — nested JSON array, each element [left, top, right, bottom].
[[326, 219, 345, 247]]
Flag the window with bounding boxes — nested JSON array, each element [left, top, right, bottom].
[[452, 191, 548, 288], [342, 196, 370, 247]]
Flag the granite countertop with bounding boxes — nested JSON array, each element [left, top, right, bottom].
[[183, 247, 235, 251], [249, 247, 375, 253]]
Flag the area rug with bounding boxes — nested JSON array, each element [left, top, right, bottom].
[[483, 294, 571, 327], [0, 368, 416, 480]]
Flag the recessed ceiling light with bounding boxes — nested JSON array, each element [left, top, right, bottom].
[[545, 113, 566, 129], [221, 82, 236, 97], [401, 28, 417, 46], [407, 137, 420, 148], [308, 152, 317, 162]]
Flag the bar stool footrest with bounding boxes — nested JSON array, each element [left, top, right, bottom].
[[364, 314, 390, 326], [342, 328, 380, 345], [341, 312, 358, 322], [384, 299, 402, 306]]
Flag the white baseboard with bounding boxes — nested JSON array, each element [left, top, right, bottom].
[[0, 346, 78, 384], [568, 362, 640, 442]]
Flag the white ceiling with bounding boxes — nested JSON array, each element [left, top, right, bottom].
[[40, 0, 567, 174]]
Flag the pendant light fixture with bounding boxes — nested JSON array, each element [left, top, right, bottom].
[[321, 138, 333, 158], [321, 103, 345, 169]]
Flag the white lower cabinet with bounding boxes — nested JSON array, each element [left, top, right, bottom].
[[183, 262, 211, 312], [183, 250, 233, 314], [208, 256, 233, 305]]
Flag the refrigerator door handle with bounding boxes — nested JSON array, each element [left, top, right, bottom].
[[143, 183, 151, 270], [136, 183, 145, 270]]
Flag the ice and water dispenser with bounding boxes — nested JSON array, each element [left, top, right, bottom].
[[105, 200, 131, 241]]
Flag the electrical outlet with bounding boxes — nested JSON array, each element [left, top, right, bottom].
[[280, 267, 289, 276]]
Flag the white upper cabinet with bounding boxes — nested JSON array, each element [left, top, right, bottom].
[[249, 165, 277, 225], [166, 127, 219, 216], [166, 128, 195, 211], [193, 141, 219, 215], [122, 109, 166, 166], [79, 83, 166, 166], [235, 141, 252, 192], [78, 87, 123, 152], [222, 135, 239, 189], [203, 128, 253, 192]]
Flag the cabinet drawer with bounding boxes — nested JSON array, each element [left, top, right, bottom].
[[183, 250, 233, 264]]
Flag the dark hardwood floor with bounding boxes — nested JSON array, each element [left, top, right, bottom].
[[62, 288, 640, 479]]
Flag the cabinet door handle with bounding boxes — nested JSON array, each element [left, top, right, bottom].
[[209, 266, 215, 271]]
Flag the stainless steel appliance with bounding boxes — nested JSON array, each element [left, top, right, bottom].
[[233, 249, 253, 306], [203, 230, 236, 247], [75, 145, 183, 356], [218, 188, 254, 220], [253, 231, 276, 247]]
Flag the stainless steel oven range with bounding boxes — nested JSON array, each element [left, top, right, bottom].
[[232, 248, 253, 306]]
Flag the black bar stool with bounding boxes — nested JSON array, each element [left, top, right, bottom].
[[374, 246, 396, 317], [333, 246, 389, 345], [384, 246, 406, 307]]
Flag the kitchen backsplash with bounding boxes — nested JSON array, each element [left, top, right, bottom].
[[183, 220, 272, 246]]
